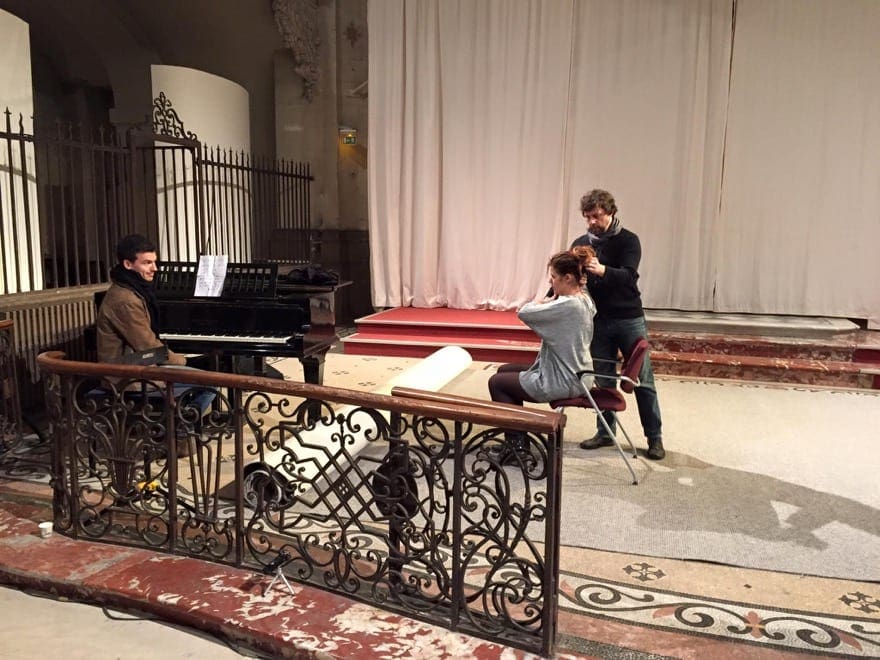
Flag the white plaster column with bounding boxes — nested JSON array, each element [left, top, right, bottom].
[[0, 9, 42, 293], [150, 65, 251, 260]]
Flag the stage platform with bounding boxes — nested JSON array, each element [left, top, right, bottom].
[[341, 307, 880, 389]]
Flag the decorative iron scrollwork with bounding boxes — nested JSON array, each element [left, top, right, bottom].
[[152, 92, 198, 141], [0, 323, 21, 452], [41, 363, 560, 655]]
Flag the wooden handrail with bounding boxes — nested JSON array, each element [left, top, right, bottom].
[[392, 386, 555, 419], [37, 351, 565, 434]]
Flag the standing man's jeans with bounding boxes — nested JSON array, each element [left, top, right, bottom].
[[590, 315, 662, 440]]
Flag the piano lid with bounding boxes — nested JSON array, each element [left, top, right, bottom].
[[156, 261, 278, 300]]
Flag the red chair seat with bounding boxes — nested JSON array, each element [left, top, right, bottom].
[[550, 387, 626, 412]]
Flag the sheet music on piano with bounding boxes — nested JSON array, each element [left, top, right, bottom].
[[195, 255, 228, 297]]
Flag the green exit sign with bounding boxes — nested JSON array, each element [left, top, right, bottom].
[[342, 133, 357, 145]]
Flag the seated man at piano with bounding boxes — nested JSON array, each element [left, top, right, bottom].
[[96, 234, 216, 461], [97, 235, 343, 387], [96, 233, 187, 366]]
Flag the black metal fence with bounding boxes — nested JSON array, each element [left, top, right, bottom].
[[0, 320, 21, 451], [0, 102, 313, 296], [38, 352, 564, 656], [1, 98, 314, 413]]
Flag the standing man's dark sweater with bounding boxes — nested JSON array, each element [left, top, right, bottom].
[[573, 189, 665, 460]]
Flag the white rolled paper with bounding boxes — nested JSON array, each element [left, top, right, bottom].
[[372, 345, 473, 394]]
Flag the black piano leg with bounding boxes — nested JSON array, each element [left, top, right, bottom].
[[299, 355, 326, 423], [255, 356, 285, 380], [299, 355, 325, 386]]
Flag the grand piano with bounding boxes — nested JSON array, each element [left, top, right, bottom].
[[154, 261, 344, 386]]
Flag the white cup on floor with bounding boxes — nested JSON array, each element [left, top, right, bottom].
[[38, 521, 53, 538]]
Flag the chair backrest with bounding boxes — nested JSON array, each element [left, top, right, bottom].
[[620, 338, 650, 393]]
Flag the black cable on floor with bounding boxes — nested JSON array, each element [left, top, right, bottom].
[[12, 586, 268, 659], [98, 605, 270, 658]]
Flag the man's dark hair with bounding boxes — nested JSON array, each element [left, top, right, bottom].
[[580, 189, 618, 217], [116, 234, 157, 264]]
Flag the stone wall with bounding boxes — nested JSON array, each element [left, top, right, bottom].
[[1, 0, 373, 324], [274, 0, 370, 325]]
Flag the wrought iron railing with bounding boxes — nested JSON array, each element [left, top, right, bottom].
[[1, 104, 313, 295], [0, 320, 21, 452], [37, 351, 565, 656], [1, 100, 314, 413]]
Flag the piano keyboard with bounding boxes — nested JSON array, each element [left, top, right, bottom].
[[161, 332, 295, 345]]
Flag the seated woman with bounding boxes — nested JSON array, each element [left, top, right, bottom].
[[487, 246, 596, 464]]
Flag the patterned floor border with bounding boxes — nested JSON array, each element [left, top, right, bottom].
[[558, 565, 880, 657], [5, 449, 880, 657]]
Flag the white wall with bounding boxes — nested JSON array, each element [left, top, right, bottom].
[[151, 64, 250, 152], [0, 8, 41, 293], [150, 65, 251, 260]]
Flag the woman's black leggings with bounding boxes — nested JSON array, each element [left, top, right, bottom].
[[488, 363, 542, 406]]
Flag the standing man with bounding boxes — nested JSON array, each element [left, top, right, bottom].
[[573, 189, 665, 460], [96, 234, 186, 366]]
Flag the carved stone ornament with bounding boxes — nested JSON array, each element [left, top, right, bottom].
[[272, 0, 322, 101]]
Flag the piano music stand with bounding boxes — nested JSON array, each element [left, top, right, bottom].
[[156, 260, 278, 299]]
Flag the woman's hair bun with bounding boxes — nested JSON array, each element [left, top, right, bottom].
[[571, 245, 596, 262]]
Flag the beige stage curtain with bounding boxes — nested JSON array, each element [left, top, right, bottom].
[[369, 0, 880, 324], [715, 0, 880, 323], [562, 0, 732, 311], [368, 0, 576, 309]]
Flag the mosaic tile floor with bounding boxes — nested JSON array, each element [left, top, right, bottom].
[[1, 350, 878, 657], [270, 352, 880, 657]]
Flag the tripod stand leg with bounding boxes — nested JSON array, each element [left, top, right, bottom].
[[264, 571, 280, 596], [264, 568, 295, 597], [277, 571, 295, 596]]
